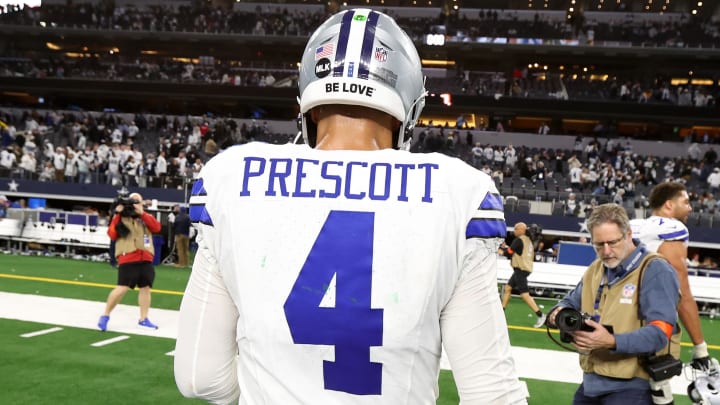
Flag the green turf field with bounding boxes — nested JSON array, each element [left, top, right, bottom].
[[1, 254, 717, 404]]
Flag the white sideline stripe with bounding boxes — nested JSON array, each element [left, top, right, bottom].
[[20, 326, 63, 338], [0, 291, 695, 396], [166, 350, 175, 356], [91, 335, 130, 347], [0, 291, 177, 339]]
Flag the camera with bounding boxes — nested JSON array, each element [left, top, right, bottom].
[[643, 354, 683, 381], [114, 188, 139, 218], [555, 308, 595, 343], [527, 223, 542, 241]]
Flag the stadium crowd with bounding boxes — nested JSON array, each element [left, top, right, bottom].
[[1, 3, 719, 48], [1, 56, 717, 109], [1, 2, 719, 106], [2, 107, 720, 220], [1, 3, 719, 269]]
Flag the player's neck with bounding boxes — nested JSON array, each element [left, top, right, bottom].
[[314, 113, 394, 151]]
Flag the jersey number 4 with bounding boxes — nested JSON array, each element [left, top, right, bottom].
[[284, 210, 384, 395]]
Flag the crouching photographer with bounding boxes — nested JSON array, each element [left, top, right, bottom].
[[546, 204, 682, 405]]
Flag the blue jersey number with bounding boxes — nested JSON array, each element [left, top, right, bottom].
[[284, 210, 384, 395]]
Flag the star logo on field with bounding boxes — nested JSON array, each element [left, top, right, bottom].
[[8, 179, 19, 192]]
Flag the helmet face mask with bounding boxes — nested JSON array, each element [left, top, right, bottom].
[[298, 8, 426, 149]]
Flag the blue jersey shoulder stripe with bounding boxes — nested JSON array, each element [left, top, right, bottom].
[[659, 229, 689, 241], [189, 204, 213, 226], [466, 218, 506, 239], [479, 193, 503, 211], [191, 178, 207, 196]]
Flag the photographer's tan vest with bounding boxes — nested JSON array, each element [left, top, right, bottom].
[[578, 253, 681, 380], [114, 216, 155, 258], [510, 234, 534, 272]]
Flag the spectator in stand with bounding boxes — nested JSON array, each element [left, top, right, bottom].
[[564, 193, 581, 216], [52, 146, 66, 182], [688, 142, 702, 162], [471, 142, 483, 168], [19, 149, 36, 176], [64, 149, 78, 183], [707, 168, 720, 193], [204, 135, 218, 158], [155, 150, 168, 188], [0, 146, 16, 174], [538, 122, 550, 135]]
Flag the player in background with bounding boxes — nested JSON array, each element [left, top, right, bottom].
[[174, 9, 527, 405], [629, 182, 712, 370]]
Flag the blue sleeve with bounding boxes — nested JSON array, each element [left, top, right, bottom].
[[556, 280, 583, 312], [613, 260, 680, 355]]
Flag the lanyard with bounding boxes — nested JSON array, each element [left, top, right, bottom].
[[592, 250, 643, 322]]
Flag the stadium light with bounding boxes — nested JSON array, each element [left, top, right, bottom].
[[440, 93, 452, 107]]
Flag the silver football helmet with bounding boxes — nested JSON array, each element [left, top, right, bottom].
[[298, 8, 426, 149], [688, 358, 720, 405]]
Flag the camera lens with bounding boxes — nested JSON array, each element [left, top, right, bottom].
[[564, 315, 579, 328]]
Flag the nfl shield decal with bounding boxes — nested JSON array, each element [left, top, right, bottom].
[[622, 283, 636, 298], [375, 47, 388, 62]]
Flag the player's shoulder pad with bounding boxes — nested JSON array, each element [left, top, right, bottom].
[[647, 216, 689, 242]]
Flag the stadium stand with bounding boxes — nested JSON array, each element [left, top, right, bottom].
[[0, 1, 718, 307]]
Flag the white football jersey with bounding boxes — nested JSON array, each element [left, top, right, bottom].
[[175, 142, 525, 405], [630, 215, 689, 252]]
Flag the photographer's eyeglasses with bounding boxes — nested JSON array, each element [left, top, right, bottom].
[[592, 236, 625, 250]]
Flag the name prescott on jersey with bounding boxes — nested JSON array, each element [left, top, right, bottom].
[[238, 156, 438, 203]]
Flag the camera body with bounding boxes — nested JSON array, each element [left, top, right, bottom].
[[527, 223, 543, 241], [555, 307, 595, 343], [643, 354, 683, 381], [114, 190, 140, 218]]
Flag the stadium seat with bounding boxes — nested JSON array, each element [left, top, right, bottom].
[[517, 200, 531, 214], [504, 196, 519, 212], [699, 213, 713, 228]]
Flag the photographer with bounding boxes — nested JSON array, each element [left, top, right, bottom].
[[546, 204, 681, 405], [97, 191, 162, 331], [499, 222, 547, 328]]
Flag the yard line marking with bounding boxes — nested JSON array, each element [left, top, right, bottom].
[[91, 335, 130, 347], [0, 273, 184, 296], [165, 350, 175, 356], [21, 327, 63, 338]]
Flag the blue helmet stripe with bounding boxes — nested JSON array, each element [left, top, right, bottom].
[[466, 218, 507, 239], [333, 10, 354, 77], [358, 11, 379, 80]]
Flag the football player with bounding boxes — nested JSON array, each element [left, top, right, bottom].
[[174, 9, 527, 404], [629, 182, 711, 371]]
